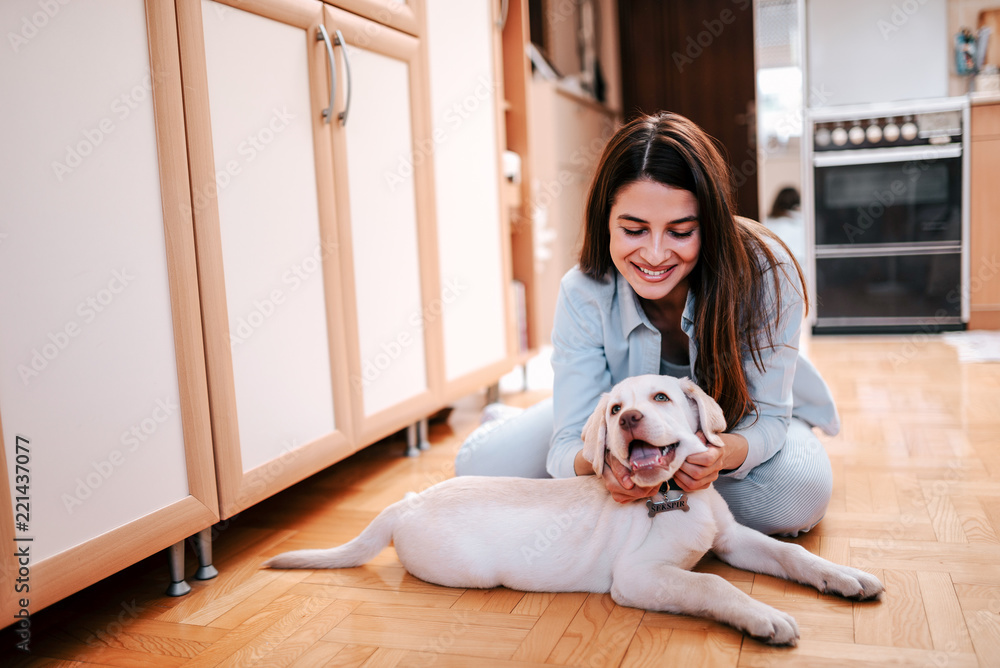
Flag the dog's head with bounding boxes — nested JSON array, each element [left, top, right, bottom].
[[580, 375, 727, 487]]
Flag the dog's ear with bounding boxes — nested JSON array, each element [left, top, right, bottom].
[[679, 378, 727, 447], [581, 393, 610, 476]]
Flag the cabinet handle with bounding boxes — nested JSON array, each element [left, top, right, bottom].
[[317, 24, 337, 124], [333, 29, 351, 125], [497, 0, 509, 30]]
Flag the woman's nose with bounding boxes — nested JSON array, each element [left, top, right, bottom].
[[645, 234, 670, 263]]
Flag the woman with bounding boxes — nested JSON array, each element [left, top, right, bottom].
[[456, 112, 839, 536], [764, 186, 806, 277]]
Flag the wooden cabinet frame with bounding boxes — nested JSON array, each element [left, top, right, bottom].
[[0, 0, 218, 619], [329, 0, 422, 37]]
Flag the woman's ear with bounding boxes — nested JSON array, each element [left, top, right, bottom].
[[679, 378, 727, 447], [580, 394, 610, 476]]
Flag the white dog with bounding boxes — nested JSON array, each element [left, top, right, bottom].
[[267, 375, 883, 645]]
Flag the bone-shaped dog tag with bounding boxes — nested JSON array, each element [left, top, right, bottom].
[[646, 490, 689, 517]]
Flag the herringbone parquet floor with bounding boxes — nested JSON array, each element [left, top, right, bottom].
[[3, 335, 1000, 667]]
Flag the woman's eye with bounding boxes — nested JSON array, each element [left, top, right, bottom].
[[670, 230, 695, 239], [610, 404, 621, 414], [653, 393, 668, 402], [623, 228, 644, 236]]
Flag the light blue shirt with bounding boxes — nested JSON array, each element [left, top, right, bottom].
[[547, 250, 840, 480]]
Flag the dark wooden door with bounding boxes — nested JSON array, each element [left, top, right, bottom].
[[618, 0, 759, 220]]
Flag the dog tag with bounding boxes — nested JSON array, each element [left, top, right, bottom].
[[646, 490, 689, 517]]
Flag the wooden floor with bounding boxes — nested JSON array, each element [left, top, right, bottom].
[[4, 336, 1000, 667]]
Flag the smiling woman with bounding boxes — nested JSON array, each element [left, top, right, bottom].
[[455, 112, 842, 537]]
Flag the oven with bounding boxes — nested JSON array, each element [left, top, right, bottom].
[[806, 99, 969, 333]]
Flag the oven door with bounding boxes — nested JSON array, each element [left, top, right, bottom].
[[814, 246, 962, 331], [814, 144, 962, 246]]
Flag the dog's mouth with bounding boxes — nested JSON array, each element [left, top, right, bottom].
[[628, 439, 677, 471]]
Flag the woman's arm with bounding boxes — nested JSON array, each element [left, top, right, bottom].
[[548, 272, 614, 478]]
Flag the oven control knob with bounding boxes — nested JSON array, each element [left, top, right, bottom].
[[831, 127, 848, 146], [883, 122, 900, 142], [848, 125, 866, 145], [815, 127, 831, 147], [901, 121, 918, 141], [866, 124, 883, 143]]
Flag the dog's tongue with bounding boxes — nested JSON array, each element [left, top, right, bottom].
[[628, 441, 662, 469]]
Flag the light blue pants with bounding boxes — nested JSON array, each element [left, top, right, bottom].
[[454, 397, 833, 536]]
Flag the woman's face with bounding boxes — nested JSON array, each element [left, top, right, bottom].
[[608, 179, 701, 304]]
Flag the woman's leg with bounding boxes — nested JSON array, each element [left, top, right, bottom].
[[713, 418, 833, 536], [454, 396, 554, 478]]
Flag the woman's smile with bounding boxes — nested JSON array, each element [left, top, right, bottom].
[[634, 263, 674, 280]]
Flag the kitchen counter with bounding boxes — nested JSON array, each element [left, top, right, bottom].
[[969, 91, 1000, 106]]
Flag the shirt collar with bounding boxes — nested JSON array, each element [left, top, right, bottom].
[[615, 270, 697, 339], [616, 270, 649, 339]]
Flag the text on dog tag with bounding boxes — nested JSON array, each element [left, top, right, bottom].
[[647, 492, 689, 516]]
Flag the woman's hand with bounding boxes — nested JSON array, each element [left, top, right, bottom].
[[601, 453, 659, 503], [572, 450, 658, 503], [673, 431, 748, 492]]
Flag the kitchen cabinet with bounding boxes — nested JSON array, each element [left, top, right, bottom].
[[0, 0, 520, 621], [526, 79, 618, 347], [323, 4, 446, 444], [500, 0, 621, 350], [969, 101, 1000, 329], [178, 0, 358, 518], [425, 0, 518, 401], [0, 0, 218, 621], [180, 0, 516, 516]]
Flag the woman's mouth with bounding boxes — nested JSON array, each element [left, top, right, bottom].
[[634, 263, 674, 281]]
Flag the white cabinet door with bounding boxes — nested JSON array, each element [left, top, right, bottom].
[[179, 0, 355, 517], [325, 6, 442, 442], [0, 0, 217, 616], [425, 0, 514, 395]]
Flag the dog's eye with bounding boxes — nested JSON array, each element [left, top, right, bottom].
[[610, 404, 621, 415], [653, 392, 668, 402]]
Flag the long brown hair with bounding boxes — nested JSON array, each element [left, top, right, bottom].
[[579, 112, 807, 428]]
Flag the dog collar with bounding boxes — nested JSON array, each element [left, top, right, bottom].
[[646, 480, 689, 516]]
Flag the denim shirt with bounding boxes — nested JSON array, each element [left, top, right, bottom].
[[547, 252, 840, 480]]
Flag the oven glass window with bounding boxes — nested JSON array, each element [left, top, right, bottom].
[[814, 158, 961, 246], [815, 253, 962, 321]]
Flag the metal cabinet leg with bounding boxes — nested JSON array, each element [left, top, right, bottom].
[[405, 422, 420, 457], [418, 418, 430, 451], [192, 528, 219, 580], [165, 541, 191, 597]]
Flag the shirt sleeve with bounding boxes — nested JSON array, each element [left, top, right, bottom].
[[547, 278, 615, 478], [724, 259, 805, 479]]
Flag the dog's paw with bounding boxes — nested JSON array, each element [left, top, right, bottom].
[[821, 565, 884, 601], [745, 607, 799, 646]]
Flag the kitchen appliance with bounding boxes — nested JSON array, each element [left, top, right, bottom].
[[805, 97, 970, 333]]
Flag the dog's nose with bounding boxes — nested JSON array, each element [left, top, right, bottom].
[[619, 409, 643, 428]]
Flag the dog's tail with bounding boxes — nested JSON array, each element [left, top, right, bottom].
[[264, 498, 404, 569]]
